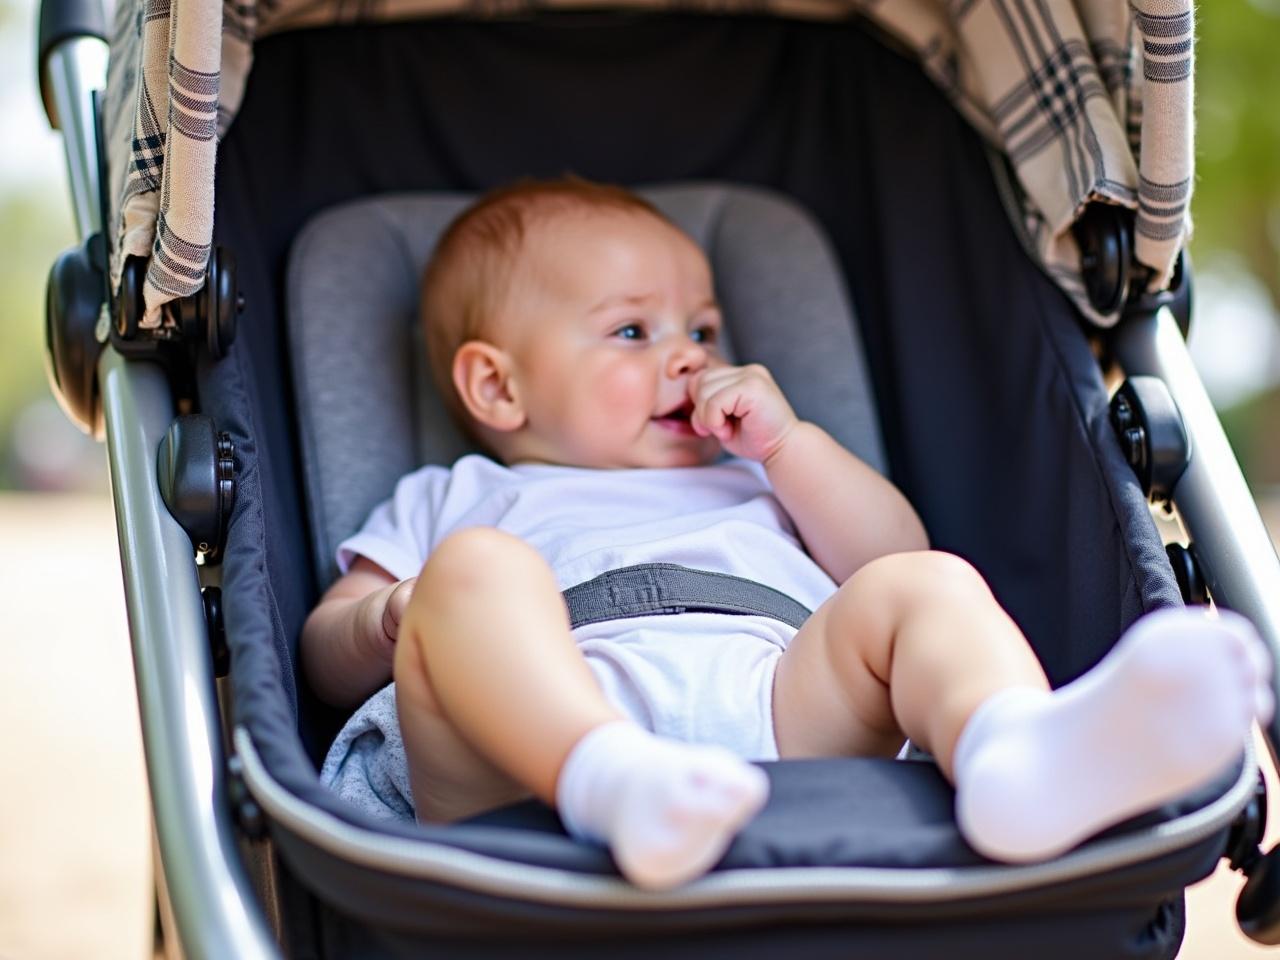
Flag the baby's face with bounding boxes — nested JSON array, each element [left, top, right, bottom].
[[497, 210, 724, 468]]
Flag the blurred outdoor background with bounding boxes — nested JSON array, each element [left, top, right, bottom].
[[0, 1, 1278, 958]]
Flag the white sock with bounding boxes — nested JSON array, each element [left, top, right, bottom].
[[556, 721, 770, 889], [954, 607, 1274, 863]]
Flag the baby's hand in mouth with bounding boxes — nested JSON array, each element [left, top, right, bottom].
[[687, 365, 798, 463]]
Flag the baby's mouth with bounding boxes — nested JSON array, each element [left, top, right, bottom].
[[653, 400, 696, 434]]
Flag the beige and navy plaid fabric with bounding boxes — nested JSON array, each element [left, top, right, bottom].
[[104, 0, 1194, 328], [106, 0, 221, 328]]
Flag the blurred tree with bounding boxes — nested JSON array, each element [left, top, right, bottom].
[[0, 0, 97, 489], [1193, 0, 1280, 305], [0, 191, 77, 488], [1188, 1, 1280, 489]]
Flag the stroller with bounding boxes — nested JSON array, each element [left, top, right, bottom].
[[35, 2, 1280, 957]]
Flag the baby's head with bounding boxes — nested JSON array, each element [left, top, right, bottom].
[[421, 177, 725, 469]]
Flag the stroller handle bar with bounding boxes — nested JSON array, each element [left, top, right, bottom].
[[101, 349, 280, 960], [37, 0, 104, 85], [1114, 307, 1280, 767], [39, 30, 107, 240]]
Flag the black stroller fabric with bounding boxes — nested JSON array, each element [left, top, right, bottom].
[[201, 12, 1201, 959]]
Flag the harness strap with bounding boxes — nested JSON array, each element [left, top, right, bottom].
[[562, 563, 812, 631]]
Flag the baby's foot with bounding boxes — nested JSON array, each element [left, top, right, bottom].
[[557, 722, 769, 889], [610, 743, 769, 889], [954, 608, 1273, 863]]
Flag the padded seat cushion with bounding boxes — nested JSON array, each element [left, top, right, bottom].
[[288, 183, 885, 587]]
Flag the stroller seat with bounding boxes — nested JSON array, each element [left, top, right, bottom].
[[234, 180, 1259, 955]]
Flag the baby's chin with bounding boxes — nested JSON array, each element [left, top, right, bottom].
[[505, 450, 720, 470], [564, 449, 719, 471], [633, 444, 722, 470], [515, 435, 721, 470]]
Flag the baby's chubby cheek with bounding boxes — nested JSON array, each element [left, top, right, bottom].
[[587, 364, 654, 421]]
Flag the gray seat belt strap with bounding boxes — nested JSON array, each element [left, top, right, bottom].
[[562, 563, 812, 631]]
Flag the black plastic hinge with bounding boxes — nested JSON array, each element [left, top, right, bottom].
[[112, 246, 241, 359], [1074, 203, 1193, 335], [1165, 542, 1209, 605], [45, 232, 108, 436], [1229, 771, 1268, 876], [1074, 203, 1132, 317], [203, 586, 229, 678], [1109, 376, 1190, 504], [226, 754, 267, 841], [156, 414, 236, 562], [1234, 771, 1280, 945]]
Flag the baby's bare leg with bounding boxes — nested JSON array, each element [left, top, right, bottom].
[[394, 528, 768, 888], [775, 550, 1272, 863], [773, 550, 1046, 777], [394, 527, 624, 822]]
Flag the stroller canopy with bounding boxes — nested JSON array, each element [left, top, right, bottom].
[[103, 0, 1193, 331]]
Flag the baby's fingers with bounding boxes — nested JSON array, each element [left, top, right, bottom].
[[697, 383, 746, 441], [691, 365, 741, 392], [383, 577, 418, 640], [688, 372, 719, 437]]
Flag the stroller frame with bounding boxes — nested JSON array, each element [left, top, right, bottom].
[[35, 6, 1280, 957]]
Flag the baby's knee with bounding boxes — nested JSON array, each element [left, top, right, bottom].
[[854, 550, 991, 610], [407, 528, 561, 636], [419, 527, 547, 594]]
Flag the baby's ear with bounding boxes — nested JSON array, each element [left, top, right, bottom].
[[452, 341, 526, 433]]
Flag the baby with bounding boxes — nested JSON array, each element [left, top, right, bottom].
[[302, 177, 1273, 889]]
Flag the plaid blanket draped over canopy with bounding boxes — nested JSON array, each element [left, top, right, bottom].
[[103, 0, 1194, 329]]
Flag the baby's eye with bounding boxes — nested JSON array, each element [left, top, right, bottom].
[[613, 323, 647, 341], [691, 325, 719, 345]]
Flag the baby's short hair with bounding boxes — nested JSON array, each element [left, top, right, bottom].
[[420, 176, 665, 427]]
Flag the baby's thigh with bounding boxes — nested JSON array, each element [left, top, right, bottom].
[[393, 631, 530, 823], [772, 578, 905, 760]]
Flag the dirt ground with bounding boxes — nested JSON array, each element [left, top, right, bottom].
[[0, 495, 150, 960], [1, 492, 1278, 959]]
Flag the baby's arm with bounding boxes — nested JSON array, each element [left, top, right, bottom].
[[764, 420, 928, 583], [300, 557, 418, 707], [690, 364, 927, 583]]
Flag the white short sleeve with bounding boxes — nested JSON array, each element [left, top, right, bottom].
[[336, 465, 449, 581]]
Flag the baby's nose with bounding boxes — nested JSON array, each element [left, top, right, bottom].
[[668, 338, 709, 377]]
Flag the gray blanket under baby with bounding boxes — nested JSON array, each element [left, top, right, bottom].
[[321, 683, 416, 821]]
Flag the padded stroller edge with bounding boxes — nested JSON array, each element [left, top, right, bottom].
[[238, 726, 1250, 958], [237, 725, 1254, 914]]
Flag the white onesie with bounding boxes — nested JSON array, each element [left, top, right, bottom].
[[337, 454, 838, 760]]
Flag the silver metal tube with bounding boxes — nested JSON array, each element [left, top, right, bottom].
[[45, 36, 108, 240], [1112, 308, 1280, 761], [100, 348, 280, 960]]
